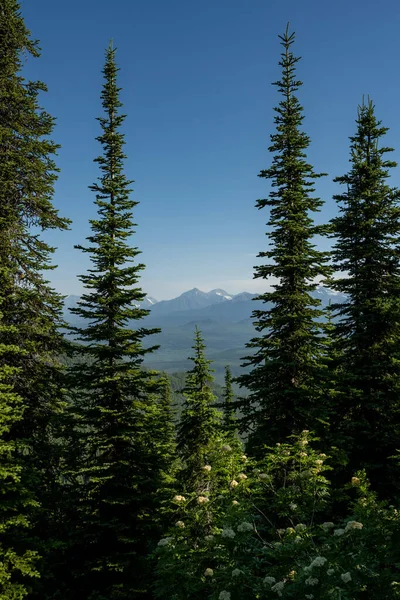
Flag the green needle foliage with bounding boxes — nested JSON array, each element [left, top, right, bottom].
[[0, 1, 70, 596], [0, 316, 40, 598], [327, 99, 400, 498], [66, 44, 166, 599], [221, 365, 237, 435], [177, 327, 222, 487], [237, 25, 331, 453]]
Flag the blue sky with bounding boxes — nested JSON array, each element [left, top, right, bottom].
[[21, 0, 400, 299]]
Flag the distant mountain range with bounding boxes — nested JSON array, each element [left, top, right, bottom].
[[63, 286, 346, 381]]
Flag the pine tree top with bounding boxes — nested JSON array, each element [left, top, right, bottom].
[[330, 97, 400, 301], [182, 326, 215, 394], [177, 328, 222, 467], [237, 25, 332, 448], [70, 43, 160, 366]]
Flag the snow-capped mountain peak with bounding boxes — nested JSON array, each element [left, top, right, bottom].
[[210, 288, 233, 300]]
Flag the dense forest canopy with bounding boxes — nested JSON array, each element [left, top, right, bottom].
[[2, 2, 400, 599]]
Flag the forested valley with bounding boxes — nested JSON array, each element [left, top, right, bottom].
[[3, 2, 400, 598]]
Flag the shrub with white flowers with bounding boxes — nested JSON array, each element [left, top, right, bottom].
[[154, 433, 400, 599]]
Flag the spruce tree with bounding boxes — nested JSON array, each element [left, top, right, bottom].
[[0, 315, 40, 598], [327, 99, 400, 497], [66, 43, 166, 599], [221, 365, 237, 434], [237, 25, 331, 453], [177, 327, 222, 487], [0, 1, 70, 595]]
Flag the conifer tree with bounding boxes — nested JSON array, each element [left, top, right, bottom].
[[0, 1, 70, 595], [144, 377, 177, 534], [221, 365, 237, 434], [151, 376, 176, 470], [143, 375, 177, 520], [327, 99, 400, 496], [65, 43, 167, 599], [0, 316, 40, 598], [177, 327, 222, 487], [237, 25, 331, 453]]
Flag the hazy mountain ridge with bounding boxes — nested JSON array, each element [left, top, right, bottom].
[[63, 285, 346, 382]]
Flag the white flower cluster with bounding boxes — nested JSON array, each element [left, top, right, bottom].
[[230, 480, 239, 488], [263, 576, 276, 586], [295, 523, 307, 532], [198, 496, 209, 504], [334, 528, 345, 536], [345, 520, 363, 532], [205, 534, 214, 541], [221, 527, 236, 539], [232, 568, 242, 577], [237, 521, 253, 532], [238, 473, 248, 480], [321, 522, 334, 531], [203, 464, 212, 472], [219, 591, 231, 600], [173, 495, 186, 502], [271, 581, 285, 596], [310, 556, 327, 568], [204, 568, 214, 577], [286, 527, 295, 534], [175, 520, 185, 528], [157, 537, 172, 547], [341, 572, 352, 583], [305, 577, 319, 586], [221, 444, 232, 452]]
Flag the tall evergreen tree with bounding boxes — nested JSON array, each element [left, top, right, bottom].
[[0, 315, 40, 598], [0, 1, 70, 595], [327, 99, 400, 497], [177, 327, 222, 488], [65, 43, 167, 599], [237, 25, 331, 453], [221, 365, 237, 435]]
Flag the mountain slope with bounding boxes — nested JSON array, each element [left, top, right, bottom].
[[62, 286, 346, 381]]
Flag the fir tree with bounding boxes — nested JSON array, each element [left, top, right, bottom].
[[144, 376, 177, 534], [151, 376, 176, 471], [0, 1, 70, 595], [0, 313, 40, 598], [327, 99, 400, 497], [65, 43, 167, 599], [177, 327, 222, 488], [221, 365, 237, 435], [237, 25, 331, 453]]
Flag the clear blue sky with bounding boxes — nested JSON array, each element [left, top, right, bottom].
[[20, 0, 400, 299]]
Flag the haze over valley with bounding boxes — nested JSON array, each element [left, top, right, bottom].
[[64, 285, 344, 379]]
